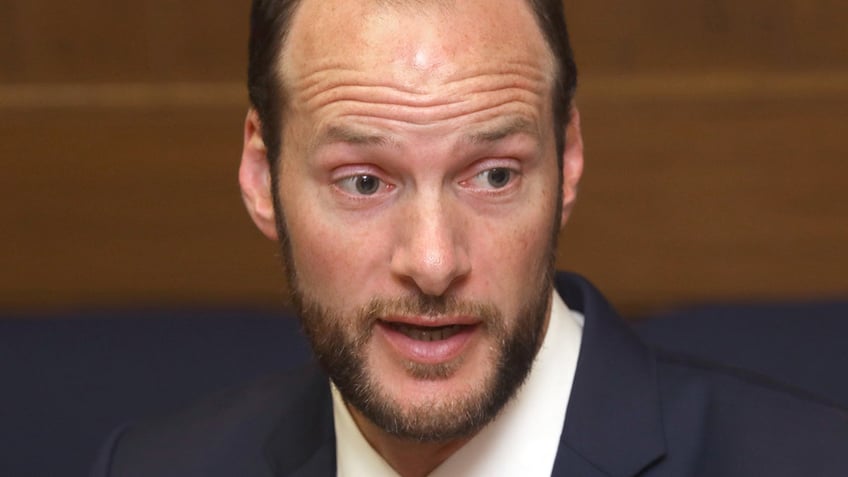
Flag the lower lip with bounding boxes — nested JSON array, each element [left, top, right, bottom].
[[375, 322, 479, 365]]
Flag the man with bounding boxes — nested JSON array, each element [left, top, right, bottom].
[[92, 0, 848, 475]]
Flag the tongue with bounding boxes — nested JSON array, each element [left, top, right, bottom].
[[391, 323, 465, 342]]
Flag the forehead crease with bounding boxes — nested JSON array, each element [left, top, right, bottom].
[[289, 61, 551, 111], [327, 101, 541, 130], [303, 91, 544, 128], [290, 54, 550, 82], [293, 85, 548, 130]]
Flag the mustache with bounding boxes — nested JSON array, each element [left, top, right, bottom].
[[359, 294, 502, 325]]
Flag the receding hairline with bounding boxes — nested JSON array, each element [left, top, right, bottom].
[[249, 0, 575, 173], [273, 0, 559, 109]]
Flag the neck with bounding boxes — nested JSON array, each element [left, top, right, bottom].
[[349, 404, 473, 477]]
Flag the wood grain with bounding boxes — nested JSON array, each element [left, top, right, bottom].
[[2, 1, 846, 316]]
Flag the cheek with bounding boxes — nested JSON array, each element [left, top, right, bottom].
[[281, 196, 394, 305], [473, 173, 560, 301], [472, 206, 556, 292]]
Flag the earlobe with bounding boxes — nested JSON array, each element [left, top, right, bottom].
[[560, 106, 584, 227], [239, 109, 279, 240]]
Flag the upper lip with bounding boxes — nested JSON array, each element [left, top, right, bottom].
[[378, 315, 482, 327]]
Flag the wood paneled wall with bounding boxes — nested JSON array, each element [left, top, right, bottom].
[[2, 1, 847, 315]]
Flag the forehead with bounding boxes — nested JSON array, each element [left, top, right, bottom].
[[280, 0, 555, 99]]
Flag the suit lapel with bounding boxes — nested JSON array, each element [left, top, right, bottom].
[[287, 439, 336, 477], [552, 273, 666, 477], [263, 362, 337, 477]]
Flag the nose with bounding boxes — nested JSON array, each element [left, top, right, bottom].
[[390, 193, 471, 296]]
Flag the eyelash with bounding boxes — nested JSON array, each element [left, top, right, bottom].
[[466, 167, 519, 190], [334, 174, 392, 197], [330, 160, 521, 202]]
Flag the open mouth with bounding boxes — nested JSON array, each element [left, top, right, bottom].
[[385, 322, 470, 342]]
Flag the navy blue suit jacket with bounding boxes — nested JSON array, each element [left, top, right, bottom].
[[91, 273, 848, 476]]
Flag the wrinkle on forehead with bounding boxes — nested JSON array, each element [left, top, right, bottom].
[[281, 0, 555, 131], [293, 58, 550, 97], [293, 61, 549, 108], [293, 70, 549, 132]]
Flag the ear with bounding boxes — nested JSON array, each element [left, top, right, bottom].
[[239, 109, 279, 240], [560, 106, 584, 227]]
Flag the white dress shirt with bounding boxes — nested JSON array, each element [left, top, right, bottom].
[[333, 290, 584, 476]]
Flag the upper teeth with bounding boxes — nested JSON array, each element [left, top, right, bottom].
[[392, 323, 464, 341]]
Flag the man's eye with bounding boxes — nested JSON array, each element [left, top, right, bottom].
[[337, 174, 384, 195], [474, 168, 514, 189]]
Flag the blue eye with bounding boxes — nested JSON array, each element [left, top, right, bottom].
[[484, 168, 512, 188], [354, 175, 380, 195], [337, 174, 383, 195], [473, 167, 514, 189]]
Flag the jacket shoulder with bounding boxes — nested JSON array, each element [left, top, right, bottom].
[[91, 364, 332, 477], [653, 350, 848, 476]]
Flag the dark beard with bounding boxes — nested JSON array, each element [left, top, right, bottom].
[[287, 267, 552, 442]]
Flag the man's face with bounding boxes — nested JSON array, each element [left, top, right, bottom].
[[242, 0, 579, 441]]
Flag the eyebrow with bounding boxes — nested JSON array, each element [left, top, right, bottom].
[[312, 117, 539, 150], [466, 117, 539, 144], [314, 125, 394, 149]]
